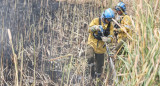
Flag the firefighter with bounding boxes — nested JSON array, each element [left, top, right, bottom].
[[86, 8, 115, 78], [114, 2, 132, 53]]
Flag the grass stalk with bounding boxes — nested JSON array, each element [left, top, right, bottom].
[[7, 29, 18, 86], [67, 55, 73, 85], [33, 27, 36, 86], [20, 34, 24, 86]]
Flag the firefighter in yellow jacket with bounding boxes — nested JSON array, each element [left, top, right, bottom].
[[114, 2, 132, 52], [86, 8, 115, 78]]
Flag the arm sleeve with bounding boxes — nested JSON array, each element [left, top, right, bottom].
[[119, 16, 132, 32], [88, 18, 99, 33]]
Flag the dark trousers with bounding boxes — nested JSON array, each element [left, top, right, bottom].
[[86, 45, 104, 78]]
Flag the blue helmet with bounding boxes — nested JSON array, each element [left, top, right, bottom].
[[115, 2, 126, 12], [101, 8, 115, 23]]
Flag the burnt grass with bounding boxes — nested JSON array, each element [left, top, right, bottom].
[[0, 0, 103, 85]]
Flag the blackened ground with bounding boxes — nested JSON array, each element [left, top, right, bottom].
[[0, 0, 102, 85]]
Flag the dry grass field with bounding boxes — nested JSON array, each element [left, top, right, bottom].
[[0, 0, 159, 86]]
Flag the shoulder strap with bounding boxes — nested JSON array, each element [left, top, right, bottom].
[[107, 22, 111, 29], [99, 17, 101, 25]]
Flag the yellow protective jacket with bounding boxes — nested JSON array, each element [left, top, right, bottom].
[[88, 18, 114, 54], [117, 15, 132, 43]]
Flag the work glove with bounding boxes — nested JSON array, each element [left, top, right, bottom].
[[101, 37, 111, 43], [90, 25, 103, 32]]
